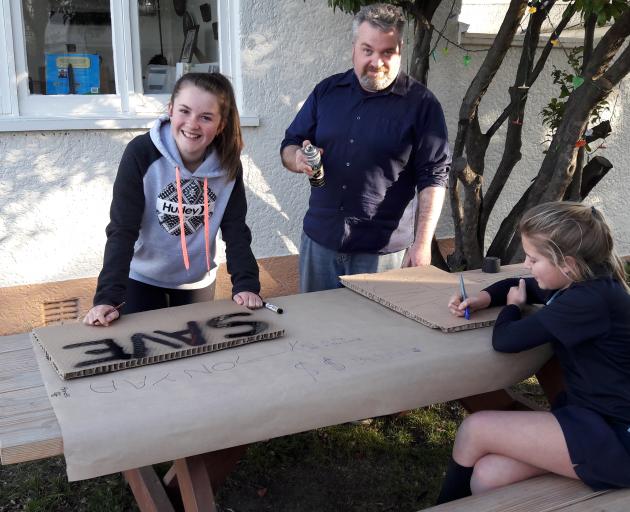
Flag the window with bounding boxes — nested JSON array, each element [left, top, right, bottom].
[[0, 0, 253, 131]]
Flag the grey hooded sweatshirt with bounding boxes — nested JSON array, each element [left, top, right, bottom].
[[93, 116, 259, 306]]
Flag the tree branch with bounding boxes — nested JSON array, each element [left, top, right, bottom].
[[584, 8, 630, 80], [566, 13, 597, 201], [485, 1, 576, 140], [600, 43, 630, 86], [448, 0, 527, 269], [487, 184, 532, 260], [408, 0, 443, 84], [457, 0, 528, 124], [480, 4, 552, 239]]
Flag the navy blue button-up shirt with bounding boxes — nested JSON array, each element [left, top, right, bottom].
[[281, 69, 450, 254]]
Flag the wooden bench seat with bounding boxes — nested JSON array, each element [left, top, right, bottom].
[[421, 474, 630, 511]]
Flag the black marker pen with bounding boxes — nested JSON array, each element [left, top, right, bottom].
[[263, 302, 283, 314]]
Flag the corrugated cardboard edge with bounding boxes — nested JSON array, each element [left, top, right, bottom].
[[31, 330, 65, 379], [340, 280, 495, 333], [32, 328, 285, 380]]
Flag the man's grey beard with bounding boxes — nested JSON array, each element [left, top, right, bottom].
[[359, 70, 396, 91]]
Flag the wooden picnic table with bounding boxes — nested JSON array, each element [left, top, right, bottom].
[[1, 287, 555, 511]]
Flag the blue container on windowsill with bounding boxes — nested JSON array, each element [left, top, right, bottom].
[[45, 53, 100, 95]]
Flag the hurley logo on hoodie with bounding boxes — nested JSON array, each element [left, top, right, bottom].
[[156, 179, 217, 236]]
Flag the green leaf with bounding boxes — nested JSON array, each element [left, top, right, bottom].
[[572, 76, 585, 88]]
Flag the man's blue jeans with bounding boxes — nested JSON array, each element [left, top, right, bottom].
[[299, 232, 406, 293]]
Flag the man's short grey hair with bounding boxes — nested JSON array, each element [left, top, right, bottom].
[[352, 3, 405, 44]]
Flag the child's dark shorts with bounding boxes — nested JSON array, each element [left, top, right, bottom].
[[552, 404, 630, 490]]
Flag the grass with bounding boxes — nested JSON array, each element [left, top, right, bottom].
[[0, 379, 549, 512], [1, 401, 467, 512], [217, 402, 464, 512], [0, 456, 137, 512]]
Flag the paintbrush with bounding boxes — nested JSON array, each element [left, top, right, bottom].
[[94, 302, 126, 326]]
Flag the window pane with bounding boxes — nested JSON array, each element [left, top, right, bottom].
[[22, 0, 114, 95], [139, 0, 220, 95]]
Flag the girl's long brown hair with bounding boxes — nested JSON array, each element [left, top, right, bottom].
[[170, 72, 243, 181], [520, 201, 629, 292]]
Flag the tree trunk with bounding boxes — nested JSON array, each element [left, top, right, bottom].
[[565, 13, 597, 201], [448, 0, 528, 269], [459, 117, 489, 269], [408, 0, 443, 86]]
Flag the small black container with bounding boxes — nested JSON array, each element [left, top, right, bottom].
[[482, 256, 501, 273]]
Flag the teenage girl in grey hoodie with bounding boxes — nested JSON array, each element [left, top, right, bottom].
[[84, 73, 261, 326]]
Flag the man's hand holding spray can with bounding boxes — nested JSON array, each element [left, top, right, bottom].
[[302, 143, 325, 188]]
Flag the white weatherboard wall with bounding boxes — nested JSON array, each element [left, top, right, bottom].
[[1, 0, 628, 289]]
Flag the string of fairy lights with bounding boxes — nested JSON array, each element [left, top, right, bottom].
[[425, 0, 577, 68]]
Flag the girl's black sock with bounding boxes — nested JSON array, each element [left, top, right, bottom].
[[435, 458, 474, 505]]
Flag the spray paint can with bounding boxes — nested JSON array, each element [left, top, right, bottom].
[[302, 144, 325, 188]]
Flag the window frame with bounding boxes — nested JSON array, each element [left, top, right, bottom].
[[0, 0, 257, 131]]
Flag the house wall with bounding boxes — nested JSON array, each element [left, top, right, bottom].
[[1, 0, 628, 334]]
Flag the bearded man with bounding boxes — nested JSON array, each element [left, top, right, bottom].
[[280, 3, 451, 293]]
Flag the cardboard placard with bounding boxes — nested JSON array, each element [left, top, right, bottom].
[[33, 301, 284, 379], [341, 264, 531, 332]]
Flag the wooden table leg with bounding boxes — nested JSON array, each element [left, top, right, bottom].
[[124, 466, 176, 512], [459, 388, 544, 413], [459, 356, 565, 413], [535, 356, 565, 405], [201, 444, 248, 490], [173, 455, 217, 512], [164, 444, 248, 495]]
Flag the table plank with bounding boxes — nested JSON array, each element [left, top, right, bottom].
[[0, 396, 63, 464], [1, 386, 56, 417], [423, 474, 608, 511], [0, 385, 62, 459], [0, 349, 39, 377], [561, 488, 630, 511], [0, 333, 32, 353], [0, 367, 44, 394], [0, 343, 41, 398], [0, 338, 64, 463]]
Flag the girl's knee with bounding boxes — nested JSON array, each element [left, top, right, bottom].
[[453, 412, 494, 459], [470, 455, 505, 494]]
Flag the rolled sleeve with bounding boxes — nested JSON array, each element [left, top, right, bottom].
[[413, 97, 450, 191]]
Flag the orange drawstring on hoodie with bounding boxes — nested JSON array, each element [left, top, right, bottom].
[[175, 166, 211, 272], [203, 177, 211, 271], [175, 166, 190, 270]]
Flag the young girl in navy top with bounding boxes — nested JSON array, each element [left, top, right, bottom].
[[84, 73, 262, 326], [438, 201, 630, 503]]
